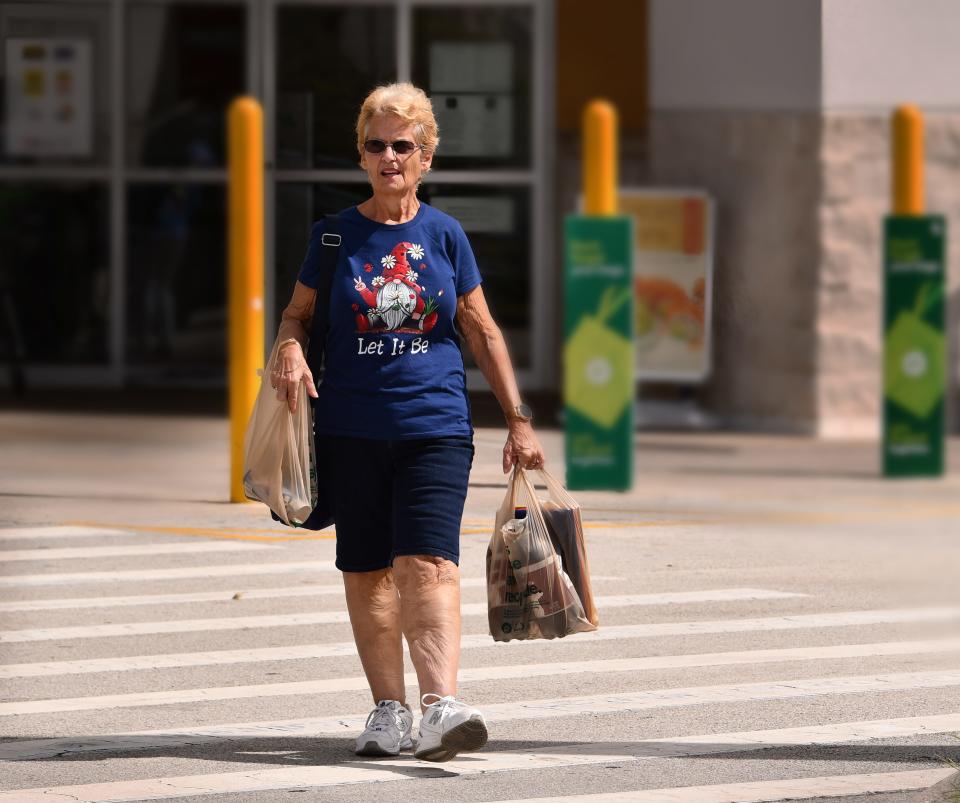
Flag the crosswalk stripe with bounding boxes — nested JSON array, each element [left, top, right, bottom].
[[0, 581, 746, 613], [5, 639, 960, 716], [3, 607, 957, 677], [488, 768, 956, 803], [640, 712, 960, 753], [0, 749, 629, 803], [4, 714, 960, 793], [0, 590, 807, 643], [4, 672, 960, 760], [0, 541, 273, 562], [0, 560, 338, 587], [0, 526, 137, 541]]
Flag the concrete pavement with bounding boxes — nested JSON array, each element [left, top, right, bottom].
[[1, 410, 959, 802]]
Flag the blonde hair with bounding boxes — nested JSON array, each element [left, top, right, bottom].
[[355, 83, 440, 160]]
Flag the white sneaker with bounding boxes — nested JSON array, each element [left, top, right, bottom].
[[414, 693, 488, 762], [355, 700, 413, 757]]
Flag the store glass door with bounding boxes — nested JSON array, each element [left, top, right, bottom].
[[269, 0, 552, 388]]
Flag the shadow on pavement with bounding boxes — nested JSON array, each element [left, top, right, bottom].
[[1, 735, 958, 768]]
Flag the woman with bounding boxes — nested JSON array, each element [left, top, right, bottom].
[[271, 83, 544, 763]]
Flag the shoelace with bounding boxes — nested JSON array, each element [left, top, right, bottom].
[[421, 692, 463, 718], [365, 703, 405, 732]]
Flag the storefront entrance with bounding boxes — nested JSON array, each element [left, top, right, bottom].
[[0, 0, 553, 391]]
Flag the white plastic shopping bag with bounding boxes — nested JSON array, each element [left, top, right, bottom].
[[242, 340, 316, 526], [486, 467, 595, 641]]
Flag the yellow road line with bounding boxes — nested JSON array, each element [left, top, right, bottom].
[[67, 521, 335, 543], [68, 500, 960, 545]]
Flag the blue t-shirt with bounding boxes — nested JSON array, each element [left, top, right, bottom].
[[297, 203, 483, 440]]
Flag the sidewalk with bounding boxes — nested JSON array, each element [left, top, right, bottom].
[[3, 408, 960, 537]]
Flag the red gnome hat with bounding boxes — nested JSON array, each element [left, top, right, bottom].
[[390, 242, 413, 269], [383, 242, 421, 291]]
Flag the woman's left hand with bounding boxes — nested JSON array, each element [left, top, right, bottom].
[[503, 421, 546, 473]]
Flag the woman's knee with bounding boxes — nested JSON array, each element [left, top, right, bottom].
[[393, 554, 459, 592]]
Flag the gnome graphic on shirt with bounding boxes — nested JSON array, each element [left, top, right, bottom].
[[353, 241, 440, 334]]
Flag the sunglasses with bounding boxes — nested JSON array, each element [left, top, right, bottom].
[[363, 139, 423, 155]]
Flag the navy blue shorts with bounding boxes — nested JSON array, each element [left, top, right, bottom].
[[316, 434, 474, 572]]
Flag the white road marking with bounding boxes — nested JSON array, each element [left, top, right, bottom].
[[0, 750, 630, 803], [4, 673, 960, 760], [0, 590, 805, 643], [4, 639, 960, 716], [0, 541, 272, 562], [0, 560, 338, 587], [3, 718, 959, 799], [0, 576, 641, 612], [0, 526, 137, 541], [489, 768, 956, 803], [3, 607, 957, 677]]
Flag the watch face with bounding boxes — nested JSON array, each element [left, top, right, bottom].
[[517, 404, 533, 420]]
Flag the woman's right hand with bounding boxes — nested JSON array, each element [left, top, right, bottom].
[[270, 341, 318, 414]]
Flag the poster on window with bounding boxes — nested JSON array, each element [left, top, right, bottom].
[[5, 38, 93, 157], [429, 42, 512, 158], [618, 189, 715, 383]]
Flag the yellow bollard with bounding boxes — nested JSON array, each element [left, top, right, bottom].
[[583, 99, 618, 215], [227, 97, 265, 503], [892, 104, 924, 215]]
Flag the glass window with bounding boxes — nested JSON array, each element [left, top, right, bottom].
[[0, 3, 111, 166], [126, 3, 246, 168], [0, 183, 109, 364], [421, 184, 532, 368], [125, 183, 226, 380], [275, 5, 396, 169], [412, 7, 533, 170]]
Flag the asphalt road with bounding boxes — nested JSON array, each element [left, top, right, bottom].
[[0, 411, 958, 802]]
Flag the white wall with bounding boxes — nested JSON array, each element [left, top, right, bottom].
[[649, 0, 821, 110], [822, 0, 960, 110]]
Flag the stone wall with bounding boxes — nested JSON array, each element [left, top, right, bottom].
[[647, 111, 823, 432], [645, 110, 960, 436], [816, 115, 886, 438], [817, 113, 960, 437]]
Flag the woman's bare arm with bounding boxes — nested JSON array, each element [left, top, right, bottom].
[[456, 285, 545, 472], [272, 280, 318, 413], [277, 280, 316, 352]]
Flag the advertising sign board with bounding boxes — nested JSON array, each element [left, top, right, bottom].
[[5, 38, 93, 157], [619, 190, 714, 383]]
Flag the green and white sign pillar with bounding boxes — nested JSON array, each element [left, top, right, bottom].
[[883, 216, 946, 476], [883, 106, 947, 477], [563, 100, 634, 491]]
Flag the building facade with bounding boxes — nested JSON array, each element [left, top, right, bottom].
[[3, 0, 959, 436]]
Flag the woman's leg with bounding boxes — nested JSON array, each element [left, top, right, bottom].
[[342, 568, 406, 704], [392, 555, 461, 709]]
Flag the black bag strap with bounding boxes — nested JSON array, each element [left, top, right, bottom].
[[305, 214, 341, 385]]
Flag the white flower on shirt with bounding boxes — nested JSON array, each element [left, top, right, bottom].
[[405, 269, 419, 283], [381, 254, 396, 269], [371, 276, 386, 287], [408, 244, 424, 260]]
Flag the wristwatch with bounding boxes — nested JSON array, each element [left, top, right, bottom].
[[508, 403, 533, 423]]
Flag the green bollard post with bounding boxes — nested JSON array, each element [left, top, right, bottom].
[[882, 106, 947, 477], [563, 100, 634, 491]]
